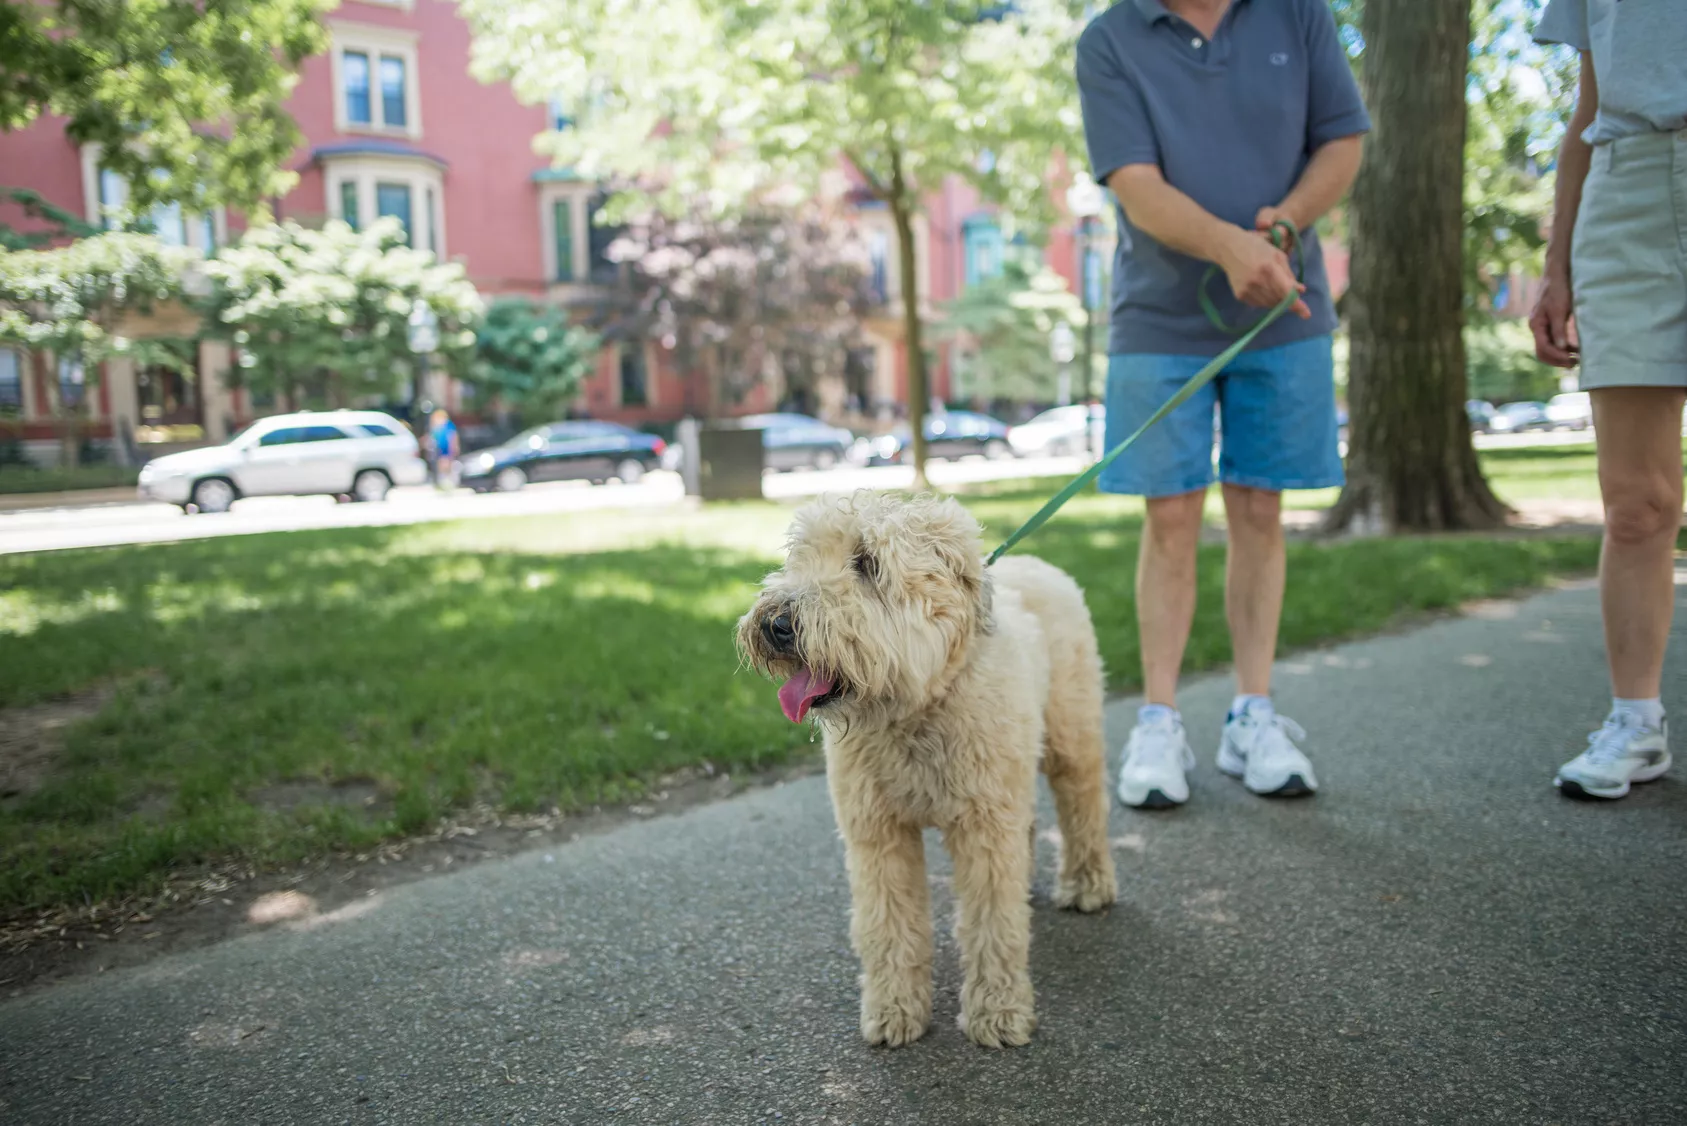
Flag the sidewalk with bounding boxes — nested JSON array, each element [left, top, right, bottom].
[[2, 577, 1684, 1125]]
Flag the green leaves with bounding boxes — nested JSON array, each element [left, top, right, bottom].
[[463, 0, 1087, 226], [939, 256, 1083, 403], [0, 0, 330, 215], [201, 218, 484, 403], [466, 298, 599, 426]]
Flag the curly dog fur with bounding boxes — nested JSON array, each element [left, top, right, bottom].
[[736, 491, 1116, 1049]]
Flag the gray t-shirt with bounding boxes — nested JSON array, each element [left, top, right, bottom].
[[1076, 0, 1370, 356], [1534, 0, 1687, 145]]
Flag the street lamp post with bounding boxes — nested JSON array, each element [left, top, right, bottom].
[[1065, 176, 1107, 460], [1049, 319, 1076, 408], [405, 299, 440, 421]]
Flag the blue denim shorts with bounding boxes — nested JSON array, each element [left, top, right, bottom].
[[1097, 334, 1344, 497]]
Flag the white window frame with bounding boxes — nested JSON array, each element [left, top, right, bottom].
[[78, 145, 225, 254], [538, 183, 594, 285], [348, 0, 413, 9], [324, 155, 446, 256], [329, 21, 422, 138]]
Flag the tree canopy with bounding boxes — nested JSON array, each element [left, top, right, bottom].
[[201, 218, 483, 406], [939, 257, 1082, 407], [0, 0, 329, 216], [0, 230, 197, 367], [463, 0, 1087, 481], [467, 297, 600, 427], [602, 203, 873, 415]]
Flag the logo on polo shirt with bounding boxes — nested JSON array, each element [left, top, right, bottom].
[[1270, 52, 1289, 65]]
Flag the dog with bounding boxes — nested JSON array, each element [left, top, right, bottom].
[[736, 491, 1116, 1048]]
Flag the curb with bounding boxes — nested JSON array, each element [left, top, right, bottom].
[[0, 487, 141, 513]]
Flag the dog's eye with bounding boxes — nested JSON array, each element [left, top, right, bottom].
[[852, 549, 879, 582]]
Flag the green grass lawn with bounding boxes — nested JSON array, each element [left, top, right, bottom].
[[0, 464, 140, 495], [0, 450, 1609, 917]]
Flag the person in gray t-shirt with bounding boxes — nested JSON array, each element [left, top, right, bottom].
[[1075, 0, 1368, 809], [1530, 0, 1686, 800]]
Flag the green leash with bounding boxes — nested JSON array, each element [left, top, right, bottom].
[[984, 221, 1303, 568]]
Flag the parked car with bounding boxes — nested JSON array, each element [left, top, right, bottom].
[[1466, 399, 1497, 433], [1546, 391, 1592, 431], [862, 410, 1014, 466], [1490, 401, 1553, 434], [739, 413, 855, 471], [1007, 405, 1098, 458], [460, 420, 666, 492], [136, 410, 426, 513]]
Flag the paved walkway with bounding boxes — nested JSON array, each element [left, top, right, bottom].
[[3, 577, 1685, 1125]]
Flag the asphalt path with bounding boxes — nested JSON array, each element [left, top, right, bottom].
[[3, 574, 1684, 1124]]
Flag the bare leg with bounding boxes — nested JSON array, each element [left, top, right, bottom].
[[838, 812, 932, 1047], [1593, 388, 1686, 699], [1138, 490, 1206, 707], [1222, 483, 1287, 697], [947, 813, 1037, 1048]]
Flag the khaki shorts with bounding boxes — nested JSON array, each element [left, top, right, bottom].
[[1570, 129, 1687, 390]]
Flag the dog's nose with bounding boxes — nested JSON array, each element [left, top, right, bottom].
[[764, 612, 796, 651]]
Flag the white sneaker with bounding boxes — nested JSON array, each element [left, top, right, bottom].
[[1555, 711, 1670, 800], [1217, 702, 1318, 797], [1117, 711, 1196, 809]]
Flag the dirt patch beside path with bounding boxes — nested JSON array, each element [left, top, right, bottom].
[[0, 684, 115, 810]]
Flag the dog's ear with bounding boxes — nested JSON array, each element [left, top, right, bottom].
[[921, 496, 992, 632]]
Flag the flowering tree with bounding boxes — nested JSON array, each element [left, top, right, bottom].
[[0, 231, 198, 465], [202, 219, 483, 408], [602, 204, 873, 415]]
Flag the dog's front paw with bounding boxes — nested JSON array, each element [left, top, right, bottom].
[[958, 988, 1037, 1048], [861, 997, 930, 1048], [1054, 862, 1117, 913]]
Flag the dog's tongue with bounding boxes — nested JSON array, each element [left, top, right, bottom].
[[778, 667, 835, 723]]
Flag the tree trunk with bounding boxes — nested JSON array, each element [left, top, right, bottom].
[[1324, 0, 1509, 534], [887, 145, 929, 491]]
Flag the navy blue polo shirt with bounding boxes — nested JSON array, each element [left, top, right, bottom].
[[1076, 0, 1370, 356]]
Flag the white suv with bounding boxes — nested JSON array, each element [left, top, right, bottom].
[[138, 410, 428, 513]]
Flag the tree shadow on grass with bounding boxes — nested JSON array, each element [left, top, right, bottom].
[[0, 527, 799, 912], [0, 508, 1601, 914]]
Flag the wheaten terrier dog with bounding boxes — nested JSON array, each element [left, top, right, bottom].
[[737, 491, 1116, 1049]]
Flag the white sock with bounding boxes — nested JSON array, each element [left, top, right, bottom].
[[1231, 694, 1271, 720], [1139, 703, 1179, 726], [1613, 697, 1665, 728]]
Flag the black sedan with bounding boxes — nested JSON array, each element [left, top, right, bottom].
[[460, 421, 667, 492], [863, 410, 1013, 466], [740, 413, 856, 472]]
